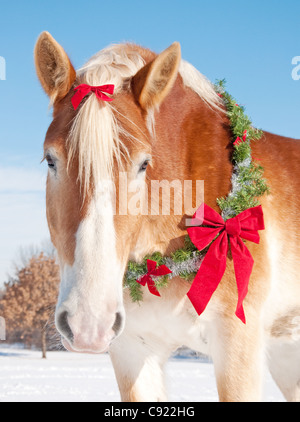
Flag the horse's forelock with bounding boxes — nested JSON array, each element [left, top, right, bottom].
[[66, 45, 146, 197]]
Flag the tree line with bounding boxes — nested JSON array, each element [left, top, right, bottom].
[[0, 251, 60, 358]]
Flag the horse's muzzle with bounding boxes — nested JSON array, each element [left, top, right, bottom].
[[56, 308, 125, 354]]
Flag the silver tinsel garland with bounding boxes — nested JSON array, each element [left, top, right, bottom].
[[163, 253, 203, 279], [221, 156, 252, 221]]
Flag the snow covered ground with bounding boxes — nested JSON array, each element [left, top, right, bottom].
[[0, 346, 284, 402]]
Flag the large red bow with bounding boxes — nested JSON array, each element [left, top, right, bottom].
[[187, 204, 265, 323], [137, 260, 172, 297], [71, 84, 115, 110]]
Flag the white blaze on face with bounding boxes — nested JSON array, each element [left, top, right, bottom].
[[56, 183, 125, 353]]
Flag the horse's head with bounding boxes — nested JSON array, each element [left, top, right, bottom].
[[34, 32, 183, 353]]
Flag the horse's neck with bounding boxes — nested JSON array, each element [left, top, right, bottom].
[[133, 86, 233, 258], [153, 83, 233, 211]]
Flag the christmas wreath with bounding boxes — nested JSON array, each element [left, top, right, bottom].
[[124, 80, 269, 323]]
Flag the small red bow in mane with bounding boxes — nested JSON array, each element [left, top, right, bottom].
[[137, 260, 172, 297], [187, 204, 265, 323], [71, 84, 115, 110]]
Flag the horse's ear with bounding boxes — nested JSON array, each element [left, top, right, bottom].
[[34, 31, 76, 103], [132, 42, 181, 110]]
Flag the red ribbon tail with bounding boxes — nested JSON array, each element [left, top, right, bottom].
[[96, 91, 114, 102], [137, 272, 161, 297], [71, 89, 90, 110], [137, 274, 147, 287], [230, 236, 254, 324], [187, 231, 228, 315], [147, 277, 161, 297]]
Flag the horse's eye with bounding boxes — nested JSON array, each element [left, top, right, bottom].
[[139, 160, 149, 172], [46, 154, 55, 170]]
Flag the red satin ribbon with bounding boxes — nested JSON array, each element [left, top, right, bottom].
[[187, 204, 265, 323], [137, 260, 172, 297], [71, 84, 115, 110]]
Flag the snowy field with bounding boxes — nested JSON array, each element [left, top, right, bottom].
[[0, 346, 284, 402]]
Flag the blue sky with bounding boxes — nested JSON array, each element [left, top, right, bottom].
[[0, 0, 299, 284]]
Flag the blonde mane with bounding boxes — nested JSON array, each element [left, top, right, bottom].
[[67, 44, 145, 196], [67, 43, 221, 195]]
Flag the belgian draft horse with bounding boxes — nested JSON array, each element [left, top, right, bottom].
[[34, 32, 300, 401]]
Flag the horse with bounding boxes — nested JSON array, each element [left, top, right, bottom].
[[34, 31, 300, 402]]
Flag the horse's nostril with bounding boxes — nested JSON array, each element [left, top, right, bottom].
[[57, 310, 73, 343], [112, 312, 123, 336]]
